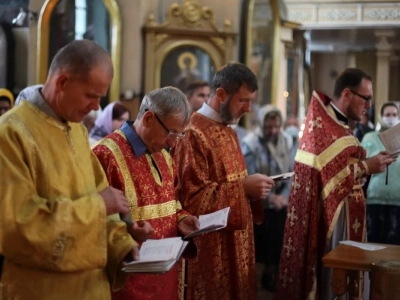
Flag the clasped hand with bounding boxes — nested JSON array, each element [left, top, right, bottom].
[[129, 220, 154, 242]]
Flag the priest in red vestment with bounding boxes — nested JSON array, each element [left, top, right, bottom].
[[92, 87, 199, 300], [274, 68, 394, 300], [171, 63, 275, 300]]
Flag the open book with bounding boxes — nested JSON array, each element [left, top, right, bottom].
[[379, 122, 400, 157], [122, 237, 188, 273], [183, 207, 231, 240]]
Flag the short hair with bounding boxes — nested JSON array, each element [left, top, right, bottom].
[[112, 102, 130, 120], [380, 101, 398, 117], [48, 40, 113, 78], [137, 87, 191, 124], [185, 80, 209, 97], [333, 68, 372, 99], [211, 62, 258, 96]]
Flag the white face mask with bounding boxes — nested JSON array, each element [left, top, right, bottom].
[[382, 116, 398, 128]]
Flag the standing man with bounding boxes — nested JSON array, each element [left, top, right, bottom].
[[0, 40, 136, 299], [274, 68, 394, 300], [172, 63, 275, 300], [93, 87, 199, 300], [241, 105, 293, 292], [185, 80, 210, 113]]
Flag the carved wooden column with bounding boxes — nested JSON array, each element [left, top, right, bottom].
[[374, 30, 394, 120]]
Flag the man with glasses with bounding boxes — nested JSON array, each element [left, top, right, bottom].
[[92, 87, 199, 300], [275, 68, 395, 300]]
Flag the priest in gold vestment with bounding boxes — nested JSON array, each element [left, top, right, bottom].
[[274, 69, 395, 300], [0, 40, 136, 300], [172, 63, 275, 300]]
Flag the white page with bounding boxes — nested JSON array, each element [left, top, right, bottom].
[[199, 207, 230, 229], [339, 240, 386, 251], [126, 237, 184, 264]]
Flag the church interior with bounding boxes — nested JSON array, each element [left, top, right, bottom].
[[1, 0, 400, 299], [1, 0, 398, 126]]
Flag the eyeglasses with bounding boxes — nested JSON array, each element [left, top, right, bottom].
[[145, 109, 185, 140], [350, 90, 372, 103]]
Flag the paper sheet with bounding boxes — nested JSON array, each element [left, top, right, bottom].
[[339, 240, 386, 251]]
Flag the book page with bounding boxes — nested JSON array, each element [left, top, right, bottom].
[[379, 123, 400, 156], [199, 207, 230, 229], [127, 237, 184, 263], [183, 207, 231, 239]]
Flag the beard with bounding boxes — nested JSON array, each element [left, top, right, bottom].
[[220, 94, 241, 125]]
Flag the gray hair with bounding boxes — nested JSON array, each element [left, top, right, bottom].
[[48, 40, 113, 79], [137, 87, 191, 124]]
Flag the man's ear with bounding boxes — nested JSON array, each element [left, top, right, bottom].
[[54, 73, 68, 92], [215, 88, 228, 104], [142, 110, 153, 128], [342, 88, 353, 103]]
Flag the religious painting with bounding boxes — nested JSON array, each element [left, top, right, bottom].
[[160, 46, 215, 92]]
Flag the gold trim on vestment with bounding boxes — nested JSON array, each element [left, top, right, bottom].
[[295, 136, 360, 172], [227, 170, 247, 182], [321, 167, 350, 201], [326, 200, 345, 243], [317, 136, 358, 170], [145, 154, 162, 185], [101, 137, 138, 210], [176, 201, 182, 210], [161, 150, 173, 175], [295, 149, 315, 168], [133, 200, 177, 221]]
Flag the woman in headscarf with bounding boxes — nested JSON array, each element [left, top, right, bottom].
[[241, 104, 294, 292], [89, 101, 130, 144], [361, 101, 400, 245], [0, 88, 14, 116]]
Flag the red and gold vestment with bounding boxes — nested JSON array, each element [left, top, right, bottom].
[[171, 113, 263, 300], [274, 91, 368, 300], [93, 129, 190, 300]]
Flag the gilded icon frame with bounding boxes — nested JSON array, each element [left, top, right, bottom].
[[36, 0, 121, 103], [142, 0, 236, 94]]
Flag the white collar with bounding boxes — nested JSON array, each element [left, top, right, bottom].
[[197, 102, 223, 123], [330, 101, 348, 120]]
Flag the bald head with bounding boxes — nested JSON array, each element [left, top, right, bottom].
[[48, 40, 113, 79]]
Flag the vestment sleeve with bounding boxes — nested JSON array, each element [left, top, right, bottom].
[[172, 131, 250, 231], [92, 144, 138, 291], [0, 124, 108, 272]]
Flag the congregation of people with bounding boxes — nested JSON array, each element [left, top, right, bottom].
[[1, 39, 400, 300]]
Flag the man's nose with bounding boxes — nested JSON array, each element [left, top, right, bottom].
[[243, 102, 251, 112]]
